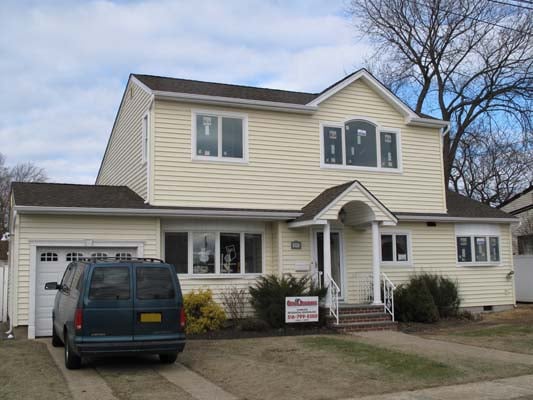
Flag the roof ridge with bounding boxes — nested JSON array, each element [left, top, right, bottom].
[[133, 73, 318, 96], [11, 181, 131, 189]]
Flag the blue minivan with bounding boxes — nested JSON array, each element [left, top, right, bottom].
[[45, 258, 186, 369]]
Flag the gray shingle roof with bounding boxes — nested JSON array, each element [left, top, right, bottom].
[[445, 191, 515, 219]]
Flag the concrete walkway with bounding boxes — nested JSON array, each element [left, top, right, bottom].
[[43, 340, 237, 400], [354, 331, 533, 365], [352, 374, 533, 400]]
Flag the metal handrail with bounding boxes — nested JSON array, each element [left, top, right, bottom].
[[381, 272, 396, 322], [325, 272, 340, 325]]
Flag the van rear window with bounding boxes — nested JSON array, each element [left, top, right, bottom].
[[89, 267, 130, 300], [136, 267, 175, 300]]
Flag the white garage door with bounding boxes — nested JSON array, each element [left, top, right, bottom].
[[35, 247, 137, 337]]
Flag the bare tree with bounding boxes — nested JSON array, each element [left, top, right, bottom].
[[450, 121, 533, 206], [347, 0, 533, 188], [0, 153, 47, 235]]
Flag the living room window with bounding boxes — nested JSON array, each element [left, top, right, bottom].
[[192, 110, 247, 162], [164, 231, 263, 276], [321, 118, 400, 171], [456, 234, 500, 265], [380, 232, 411, 265]]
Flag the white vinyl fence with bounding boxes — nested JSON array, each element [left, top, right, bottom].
[[514, 255, 533, 302], [0, 265, 7, 322]]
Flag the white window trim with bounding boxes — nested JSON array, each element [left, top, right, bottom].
[[141, 111, 149, 165], [191, 109, 249, 164], [163, 229, 265, 278], [380, 230, 413, 267], [456, 235, 502, 267], [319, 117, 403, 173]]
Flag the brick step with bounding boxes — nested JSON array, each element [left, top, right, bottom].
[[331, 320, 398, 333], [338, 304, 385, 315], [332, 312, 391, 324]]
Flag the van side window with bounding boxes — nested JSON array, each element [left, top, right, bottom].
[[72, 265, 85, 291], [89, 267, 130, 300], [136, 267, 175, 300], [61, 264, 76, 289]]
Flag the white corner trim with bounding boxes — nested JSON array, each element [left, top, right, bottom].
[[28, 240, 145, 339]]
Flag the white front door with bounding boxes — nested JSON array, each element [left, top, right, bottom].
[[35, 247, 137, 337], [314, 231, 344, 299]]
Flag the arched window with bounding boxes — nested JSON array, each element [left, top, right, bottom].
[[40, 252, 58, 262], [66, 252, 84, 262], [115, 252, 132, 260]]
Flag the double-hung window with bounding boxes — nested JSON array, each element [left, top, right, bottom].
[[321, 119, 400, 170], [164, 231, 263, 275], [380, 232, 411, 265], [193, 110, 247, 162]]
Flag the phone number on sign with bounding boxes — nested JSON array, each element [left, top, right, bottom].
[[286, 313, 318, 320]]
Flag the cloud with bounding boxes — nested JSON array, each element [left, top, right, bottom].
[[0, 0, 369, 183]]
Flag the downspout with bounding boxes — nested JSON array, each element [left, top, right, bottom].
[[5, 209, 16, 338]]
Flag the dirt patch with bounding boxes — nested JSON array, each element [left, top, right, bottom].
[[0, 336, 72, 400], [179, 334, 533, 400]]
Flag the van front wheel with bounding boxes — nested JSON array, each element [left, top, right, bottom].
[[159, 352, 178, 364]]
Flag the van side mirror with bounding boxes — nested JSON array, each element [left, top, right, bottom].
[[45, 282, 60, 290]]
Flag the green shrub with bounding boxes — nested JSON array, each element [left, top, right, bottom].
[[249, 274, 327, 328], [395, 274, 461, 323], [183, 289, 226, 334]]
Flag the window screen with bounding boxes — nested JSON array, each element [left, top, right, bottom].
[[220, 233, 240, 273], [323, 126, 343, 165], [136, 267, 175, 300], [165, 232, 188, 274], [457, 237, 472, 262], [345, 120, 377, 167], [245, 233, 262, 273], [196, 114, 218, 156], [89, 267, 130, 300], [381, 235, 393, 262], [222, 117, 243, 158], [381, 132, 398, 168], [193, 232, 215, 274]]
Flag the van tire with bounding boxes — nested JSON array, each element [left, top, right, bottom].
[[64, 333, 82, 370], [159, 352, 178, 364], [52, 324, 63, 347]]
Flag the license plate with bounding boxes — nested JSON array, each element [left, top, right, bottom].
[[140, 313, 162, 323]]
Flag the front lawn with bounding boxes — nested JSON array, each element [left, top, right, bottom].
[[179, 335, 533, 400], [418, 304, 533, 355]]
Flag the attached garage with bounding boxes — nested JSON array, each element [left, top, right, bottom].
[[34, 246, 138, 337]]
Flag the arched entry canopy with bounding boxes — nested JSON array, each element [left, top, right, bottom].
[[288, 180, 397, 228]]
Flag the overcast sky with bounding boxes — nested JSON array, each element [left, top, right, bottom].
[[0, 0, 370, 184]]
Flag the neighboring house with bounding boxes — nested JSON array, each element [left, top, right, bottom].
[[0, 241, 8, 322], [7, 69, 517, 338], [0, 241, 7, 268], [499, 186, 533, 255]]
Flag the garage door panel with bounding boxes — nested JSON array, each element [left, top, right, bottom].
[[35, 247, 137, 336]]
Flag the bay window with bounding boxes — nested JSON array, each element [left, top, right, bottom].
[[381, 232, 410, 264], [456, 234, 500, 265], [164, 231, 263, 275], [193, 110, 247, 161], [321, 119, 400, 170]]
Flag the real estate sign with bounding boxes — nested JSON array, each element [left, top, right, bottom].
[[285, 296, 319, 323]]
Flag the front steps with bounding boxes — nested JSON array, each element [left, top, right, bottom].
[[327, 304, 398, 332]]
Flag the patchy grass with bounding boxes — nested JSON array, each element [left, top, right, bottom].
[[301, 336, 458, 381], [0, 337, 72, 400], [452, 324, 533, 337]]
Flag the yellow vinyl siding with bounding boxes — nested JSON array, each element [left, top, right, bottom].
[[13, 214, 159, 326], [152, 79, 446, 213], [97, 80, 152, 199]]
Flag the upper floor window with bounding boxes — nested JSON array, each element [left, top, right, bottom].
[[192, 110, 247, 162], [321, 119, 400, 171]]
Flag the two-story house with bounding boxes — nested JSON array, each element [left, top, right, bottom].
[[7, 69, 517, 338]]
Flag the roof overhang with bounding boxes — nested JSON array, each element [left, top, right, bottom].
[[397, 213, 518, 223], [14, 205, 302, 221]]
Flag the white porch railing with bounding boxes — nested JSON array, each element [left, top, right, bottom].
[[381, 272, 396, 322], [325, 273, 340, 325]]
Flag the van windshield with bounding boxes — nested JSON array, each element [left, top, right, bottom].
[[89, 267, 130, 300], [136, 267, 175, 300]]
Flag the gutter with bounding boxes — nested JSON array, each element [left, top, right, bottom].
[[397, 214, 518, 223], [13, 205, 302, 220], [152, 91, 318, 114], [407, 117, 450, 128]]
